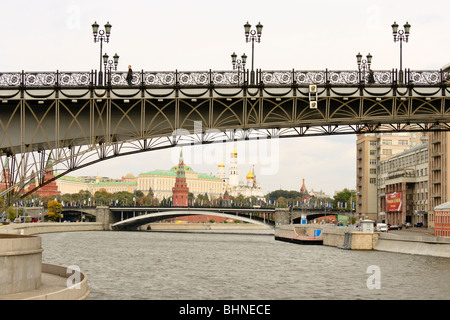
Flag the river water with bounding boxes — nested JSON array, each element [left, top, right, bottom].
[[39, 230, 450, 300]]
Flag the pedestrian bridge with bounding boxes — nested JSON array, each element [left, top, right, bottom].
[[1, 68, 449, 202]]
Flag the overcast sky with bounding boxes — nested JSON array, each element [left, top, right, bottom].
[[1, 0, 448, 196]]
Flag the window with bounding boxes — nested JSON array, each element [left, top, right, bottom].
[[370, 150, 376, 155], [398, 140, 408, 145], [370, 168, 377, 174], [382, 140, 392, 145], [370, 178, 376, 184], [382, 149, 392, 155], [370, 141, 377, 146], [370, 159, 377, 165]]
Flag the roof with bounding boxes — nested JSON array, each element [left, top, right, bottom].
[[140, 170, 177, 177], [434, 201, 450, 210]]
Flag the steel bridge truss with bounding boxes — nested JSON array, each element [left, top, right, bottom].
[[1, 69, 450, 200]]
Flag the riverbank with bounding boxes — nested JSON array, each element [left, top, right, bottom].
[[0, 222, 105, 235], [274, 224, 450, 258]]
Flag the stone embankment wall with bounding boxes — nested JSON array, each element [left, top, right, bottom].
[[275, 224, 450, 258], [374, 233, 450, 258], [0, 234, 90, 299], [144, 223, 271, 231], [0, 222, 105, 235], [0, 234, 42, 295]]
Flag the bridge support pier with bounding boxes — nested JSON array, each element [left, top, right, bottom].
[[275, 208, 291, 225], [95, 206, 115, 230]]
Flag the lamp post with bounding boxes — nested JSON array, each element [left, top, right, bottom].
[[244, 21, 263, 85], [231, 52, 247, 84], [391, 21, 411, 84], [92, 21, 112, 85], [103, 52, 119, 85], [356, 52, 373, 83]]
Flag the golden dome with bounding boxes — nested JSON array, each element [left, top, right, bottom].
[[246, 170, 254, 179], [218, 163, 225, 167]]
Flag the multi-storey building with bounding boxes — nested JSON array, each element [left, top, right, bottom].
[[427, 131, 450, 230], [356, 132, 423, 221], [138, 163, 223, 200], [378, 139, 428, 226]]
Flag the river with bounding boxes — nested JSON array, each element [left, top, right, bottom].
[[39, 230, 450, 300]]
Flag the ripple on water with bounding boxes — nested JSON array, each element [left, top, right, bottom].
[[39, 231, 450, 300]]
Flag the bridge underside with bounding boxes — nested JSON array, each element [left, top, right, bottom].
[[111, 210, 274, 230], [1, 71, 449, 199]]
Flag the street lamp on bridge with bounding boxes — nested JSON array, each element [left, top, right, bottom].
[[244, 21, 263, 85], [231, 52, 247, 84], [356, 52, 374, 84], [92, 21, 112, 86], [103, 52, 119, 85], [391, 21, 411, 84]]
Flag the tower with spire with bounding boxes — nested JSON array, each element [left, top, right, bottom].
[[0, 157, 12, 191], [172, 149, 189, 207], [228, 145, 239, 187], [36, 155, 60, 198], [300, 178, 307, 194]]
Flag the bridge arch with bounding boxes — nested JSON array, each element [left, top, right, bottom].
[[111, 210, 274, 230]]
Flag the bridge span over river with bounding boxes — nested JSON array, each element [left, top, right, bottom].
[[21, 206, 347, 230]]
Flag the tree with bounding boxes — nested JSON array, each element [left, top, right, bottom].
[[47, 200, 62, 221]]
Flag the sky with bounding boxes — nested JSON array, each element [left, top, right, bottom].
[[1, 0, 449, 196]]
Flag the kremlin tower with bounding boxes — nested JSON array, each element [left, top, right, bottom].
[[172, 149, 189, 207], [33, 156, 60, 198], [0, 157, 12, 191], [228, 146, 239, 187]]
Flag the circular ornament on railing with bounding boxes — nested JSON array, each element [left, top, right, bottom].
[[179, 74, 189, 84], [263, 73, 273, 83], [44, 74, 56, 85], [111, 74, 123, 85], [429, 73, 439, 83], [26, 74, 36, 85], [197, 73, 208, 85], [313, 73, 324, 83], [9, 74, 20, 86], [281, 73, 291, 84], [348, 73, 357, 83], [78, 74, 89, 85], [296, 73, 306, 83], [60, 74, 71, 85], [163, 74, 175, 85], [213, 73, 224, 84], [144, 73, 156, 85]]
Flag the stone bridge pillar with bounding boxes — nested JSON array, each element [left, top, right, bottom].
[[94, 206, 114, 230], [275, 208, 290, 225]]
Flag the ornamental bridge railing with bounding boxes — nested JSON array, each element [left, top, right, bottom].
[[0, 69, 448, 87]]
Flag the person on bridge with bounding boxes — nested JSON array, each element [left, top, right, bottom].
[[126, 65, 133, 85]]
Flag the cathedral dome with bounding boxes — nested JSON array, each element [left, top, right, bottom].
[[246, 170, 254, 179]]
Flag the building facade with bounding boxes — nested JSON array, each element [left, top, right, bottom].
[[378, 141, 429, 226], [427, 131, 450, 230], [356, 132, 424, 221], [138, 164, 223, 201]]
